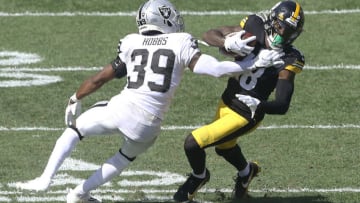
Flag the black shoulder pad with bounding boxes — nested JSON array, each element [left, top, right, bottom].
[[243, 14, 266, 46], [282, 46, 305, 72]]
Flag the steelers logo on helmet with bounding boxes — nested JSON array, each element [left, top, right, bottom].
[[267, 1, 304, 49]]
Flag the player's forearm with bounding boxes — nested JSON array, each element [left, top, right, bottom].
[[74, 65, 116, 100], [201, 29, 225, 47], [258, 79, 294, 114], [193, 54, 254, 77], [202, 26, 241, 47], [75, 78, 104, 100]]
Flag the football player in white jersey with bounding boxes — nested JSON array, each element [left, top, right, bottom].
[[15, 0, 283, 202]]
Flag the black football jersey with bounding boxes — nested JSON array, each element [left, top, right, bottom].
[[221, 14, 305, 119]]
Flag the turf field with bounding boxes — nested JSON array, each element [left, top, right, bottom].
[[0, 0, 359, 202]]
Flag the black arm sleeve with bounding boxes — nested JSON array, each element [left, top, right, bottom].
[[258, 79, 294, 114], [111, 56, 127, 78]]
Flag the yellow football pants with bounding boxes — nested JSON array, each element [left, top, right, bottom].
[[192, 100, 260, 149]]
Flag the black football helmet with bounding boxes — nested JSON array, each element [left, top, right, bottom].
[[266, 1, 305, 49]]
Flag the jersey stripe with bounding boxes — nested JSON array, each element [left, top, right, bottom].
[[292, 2, 301, 20], [285, 65, 302, 74]]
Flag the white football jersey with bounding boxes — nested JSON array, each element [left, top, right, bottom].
[[117, 32, 199, 119]]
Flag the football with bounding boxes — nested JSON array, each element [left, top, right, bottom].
[[241, 31, 257, 47], [219, 31, 256, 59]]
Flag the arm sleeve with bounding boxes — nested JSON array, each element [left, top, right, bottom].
[[258, 79, 294, 114], [192, 54, 255, 77]]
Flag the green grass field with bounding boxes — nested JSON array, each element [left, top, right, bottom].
[[0, 0, 359, 202]]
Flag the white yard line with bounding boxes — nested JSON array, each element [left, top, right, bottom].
[[3, 158, 359, 202], [0, 7, 358, 203], [1, 65, 360, 72], [0, 9, 360, 17], [1, 124, 360, 132]]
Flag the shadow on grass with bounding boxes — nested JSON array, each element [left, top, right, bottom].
[[112, 194, 331, 203], [112, 196, 331, 203], [224, 195, 332, 203]]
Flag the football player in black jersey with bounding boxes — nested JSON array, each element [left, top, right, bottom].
[[174, 1, 305, 202]]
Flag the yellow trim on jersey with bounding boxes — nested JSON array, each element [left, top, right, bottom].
[[240, 17, 248, 29], [285, 64, 302, 74]]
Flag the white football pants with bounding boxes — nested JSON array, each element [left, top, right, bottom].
[[41, 95, 161, 180]]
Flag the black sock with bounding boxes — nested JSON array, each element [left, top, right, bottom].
[[184, 134, 206, 175], [215, 145, 248, 171]]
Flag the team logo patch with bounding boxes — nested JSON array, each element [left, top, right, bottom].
[[159, 6, 171, 19]]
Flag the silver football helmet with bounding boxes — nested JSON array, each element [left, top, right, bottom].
[[136, 0, 184, 34]]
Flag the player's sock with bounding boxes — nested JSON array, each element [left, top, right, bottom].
[[192, 168, 207, 179], [73, 151, 131, 194], [238, 162, 250, 177], [41, 128, 80, 179], [215, 145, 248, 171]]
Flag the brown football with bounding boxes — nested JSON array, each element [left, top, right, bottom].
[[219, 31, 256, 59], [242, 31, 257, 47]]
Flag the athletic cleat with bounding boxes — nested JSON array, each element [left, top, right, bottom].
[[15, 176, 51, 191], [233, 162, 261, 199], [66, 189, 101, 203], [173, 169, 210, 202]]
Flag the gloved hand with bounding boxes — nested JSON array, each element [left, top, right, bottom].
[[224, 30, 256, 56], [253, 49, 285, 68], [235, 94, 260, 118], [65, 93, 81, 127]]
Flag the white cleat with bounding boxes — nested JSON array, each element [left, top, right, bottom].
[[67, 189, 101, 203], [15, 177, 51, 191]]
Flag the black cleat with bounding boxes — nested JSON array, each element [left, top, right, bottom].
[[173, 169, 210, 202], [233, 162, 261, 199]]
